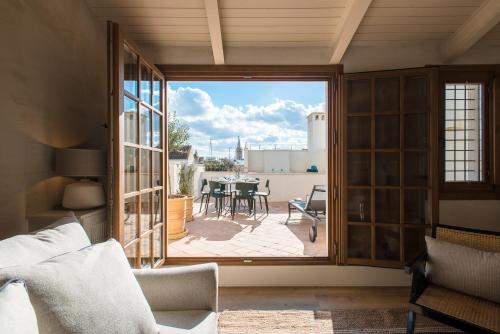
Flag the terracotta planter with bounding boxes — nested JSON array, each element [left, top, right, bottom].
[[185, 196, 194, 222], [167, 194, 188, 240]]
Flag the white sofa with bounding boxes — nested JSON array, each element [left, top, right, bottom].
[[0, 217, 218, 334]]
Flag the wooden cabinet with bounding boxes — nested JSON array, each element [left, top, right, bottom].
[[341, 69, 435, 268]]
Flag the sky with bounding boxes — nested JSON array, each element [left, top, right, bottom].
[[167, 81, 326, 158]]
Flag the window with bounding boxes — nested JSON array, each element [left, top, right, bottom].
[[444, 83, 484, 182]]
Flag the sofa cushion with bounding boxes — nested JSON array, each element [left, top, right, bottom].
[[0, 278, 38, 334], [155, 310, 217, 334], [425, 236, 500, 303], [0, 215, 90, 268], [0, 240, 158, 334]]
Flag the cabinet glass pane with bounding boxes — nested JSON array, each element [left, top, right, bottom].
[[124, 44, 138, 97], [347, 225, 371, 259], [153, 112, 162, 149], [348, 152, 371, 186], [405, 151, 428, 186], [348, 116, 371, 149], [347, 79, 371, 114], [376, 77, 400, 114], [404, 227, 426, 262], [140, 106, 151, 146], [124, 97, 137, 144], [405, 190, 427, 224], [153, 226, 163, 263], [375, 115, 400, 149], [405, 113, 427, 149], [124, 196, 138, 244], [348, 189, 371, 222], [153, 151, 162, 187], [375, 189, 400, 224], [153, 190, 162, 224], [405, 77, 427, 113], [140, 149, 151, 190], [140, 234, 152, 268], [375, 152, 400, 186], [153, 76, 161, 110], [124, 147, 137, 193], [140, 63, 152, 105], [141, 193, 152, 232], [124, 243, 138, 267], [376, 226, 400, 261]]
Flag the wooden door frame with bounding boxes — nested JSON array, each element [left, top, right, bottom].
[[159, 65, 343, 266]]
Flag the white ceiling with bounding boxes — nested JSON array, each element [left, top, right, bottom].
[[86, 0, 500, 66]]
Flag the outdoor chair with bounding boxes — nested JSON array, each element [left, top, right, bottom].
[[405, 224, 500, 334], [199, 179, 210, 213], [287, 185, 326, 242], [255, 179, 271, 214], [231, 182, 256, 220], [206, 181, 231, 218]]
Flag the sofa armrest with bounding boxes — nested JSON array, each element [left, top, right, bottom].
[[404, 251, 428, 303], [133, 263, 218, 312]]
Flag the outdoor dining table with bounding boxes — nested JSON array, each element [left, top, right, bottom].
[[214, 177, 260, 215]]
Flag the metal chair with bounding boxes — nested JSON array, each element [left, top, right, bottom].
[[231, 182, 256, 220], [255, 179, 270, 214], [199, 179, 210, 213], [206, 181, 230, 218]]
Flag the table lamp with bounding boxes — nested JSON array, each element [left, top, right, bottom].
[[55, 148, 106, 210]]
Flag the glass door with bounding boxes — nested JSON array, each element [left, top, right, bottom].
[[108, 22, 166, 268]]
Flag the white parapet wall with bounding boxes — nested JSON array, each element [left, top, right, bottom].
[[198, 171, 327, 202], [246, 149, 326, 174]]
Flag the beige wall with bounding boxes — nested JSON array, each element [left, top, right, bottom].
[[0, 0, 107, 238]]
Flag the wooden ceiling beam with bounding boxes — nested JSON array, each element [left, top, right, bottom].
[[329, 0, 372, 64], [204, 0, 225, 64], [440, 0, 500, 62]]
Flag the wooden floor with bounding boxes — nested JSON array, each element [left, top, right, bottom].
[[219, 287, 410, 311]]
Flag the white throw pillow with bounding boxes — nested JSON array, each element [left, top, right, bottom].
[[0, 278, 39, 334], [0, 240, 158, 334], [0, 215, 91, 268]]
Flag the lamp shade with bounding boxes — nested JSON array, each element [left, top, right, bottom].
[[55, 149, 106, 177]]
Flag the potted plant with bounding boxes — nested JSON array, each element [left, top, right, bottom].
[[167, 112, 190, 240], [178, 164, 195, 222]]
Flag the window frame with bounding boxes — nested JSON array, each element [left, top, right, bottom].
[[438, 69, 497, 199]]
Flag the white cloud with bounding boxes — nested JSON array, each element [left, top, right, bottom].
[[167, 84, 325, 158]]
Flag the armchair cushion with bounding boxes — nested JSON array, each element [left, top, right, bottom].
[[133, 263, 218, 312], [425, 236, 500, 303], [0, 240, 158, 334]]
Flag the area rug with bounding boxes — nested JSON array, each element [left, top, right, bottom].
[[218, 308, 462, 334]]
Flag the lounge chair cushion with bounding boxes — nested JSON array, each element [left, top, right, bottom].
[[425, 236, 500, 303], [0, 279, 38, 334], [416, 284, 500, 333], [0, 240, 158, 334], [155, 310, 217, 334]]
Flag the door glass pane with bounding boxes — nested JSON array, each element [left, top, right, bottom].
[[375, 115, 400, 149], [124, 243, 138, 267], [347, 189, 371, 222], [140, 64, 152, 105], [124, 196, 138, 244], [153, 112, 162, 148], [405, 151, 427, 187], [375, 189, 400, 224], [347, 116, 371, 149], [153, 190, 162, 225], [405, 190, 427, 224], [376, 77, 400, 114], [141, 193, 152, 232], [347, 79, 371, 114], [124, 44, 138, 97], [140, 106, 152, 146], [348, 152, 371, 185], [140, 149, 151, 190], [153, 76, 161, 110], [140, 234, 152, 268], [153, 226, 163, 263], [375, 152, 400, 186], [124, 147, 137, 193], [405, 77, 427, 113], [376, 226, 400, 261], [153, 152, 162, 187], [348, 225, 371, 259], [124, 97, 137, 144], [405, 113, 427, 149]]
